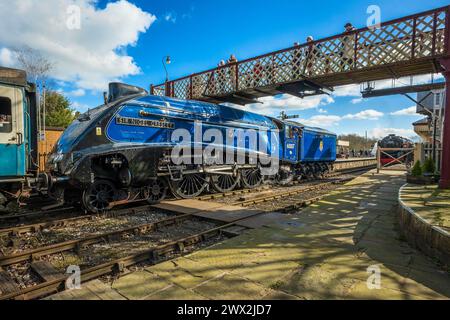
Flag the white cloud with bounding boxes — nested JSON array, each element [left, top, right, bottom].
[[297, 115, 342, 127], [68, 88, 86, 97], [370, 128, 418, 139], [333, 84, 361, 97], [164, 12, 177, 23], [317, 108, 327, 114], [343, 109, 384, 120], [71, 101, 91, 112], [351, 98, 364, 104], [238, 94, 335, 116], [331, 74, 444, 101], [390, 106, 417, 116], [0, 47, 15, 66], [0, 0, 156, 91]]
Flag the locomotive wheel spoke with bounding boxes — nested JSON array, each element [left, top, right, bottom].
[[211, 174, 240, 193], [82, 180, 117, 213], [241, 168, 263, 189], [169, 174, 209, 199], [146, 179, 168, 204]]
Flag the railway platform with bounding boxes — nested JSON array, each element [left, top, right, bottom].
[[46, 170, 450, 300], [399, 185, 450, 267]]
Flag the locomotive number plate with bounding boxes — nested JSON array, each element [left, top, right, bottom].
[[116, 116, 175, 129]]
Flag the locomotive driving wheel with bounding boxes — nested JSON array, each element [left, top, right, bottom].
[[276, 166, 295, 186], [145, 179, 168, 204], [169, 173, 209, 199], [211, 174, 240, 193], [241, 168, 263, 189], [82, 180, 117, 213]]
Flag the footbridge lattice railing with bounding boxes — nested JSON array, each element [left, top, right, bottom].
[[152, 6, 450, 102]]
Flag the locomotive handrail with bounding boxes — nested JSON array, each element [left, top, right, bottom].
[[152, 6, 450, 101]]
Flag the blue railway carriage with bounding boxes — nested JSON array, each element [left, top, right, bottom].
[[48, 82, 337, 213], [0, 67, 40, 210]]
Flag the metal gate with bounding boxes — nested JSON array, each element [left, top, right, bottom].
[[377, 147, 415, 173]]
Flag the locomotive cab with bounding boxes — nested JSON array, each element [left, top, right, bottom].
[[283, 123, 302, 163]]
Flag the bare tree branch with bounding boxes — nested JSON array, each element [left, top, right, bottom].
[[13, 46, 53, 85]]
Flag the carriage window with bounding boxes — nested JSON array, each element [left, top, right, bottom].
[[0, 97, 12, 133]]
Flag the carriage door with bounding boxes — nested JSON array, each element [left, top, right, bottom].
[[0, 85, 25, 177], [284, 125, 299, 162]]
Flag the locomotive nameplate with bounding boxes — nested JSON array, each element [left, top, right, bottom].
[[116, 116, 175, 129]]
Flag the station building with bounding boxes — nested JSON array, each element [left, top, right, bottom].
[[413, 89, 445, 171]]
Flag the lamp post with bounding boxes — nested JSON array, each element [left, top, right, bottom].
[[162, 56, 171, 97], [162, 56, 171, 82]]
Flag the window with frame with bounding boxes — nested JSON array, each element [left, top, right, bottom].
[[0, 96, 12, 133], [434, 92, 441, 108], [285, 125, 294, 139]]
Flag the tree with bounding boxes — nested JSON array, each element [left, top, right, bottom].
[[337, 134, 378, 151], [13, 46, 53, 85], [422, 158, 436, 175], [411, 161, 422, 177], [13, 46, 57, 132], [44, 91, 77, 128]]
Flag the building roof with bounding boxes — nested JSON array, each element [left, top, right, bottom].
[[413, 117, 430, 126]]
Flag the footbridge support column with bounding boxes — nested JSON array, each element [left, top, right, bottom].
[[439, 58, 450, 189]]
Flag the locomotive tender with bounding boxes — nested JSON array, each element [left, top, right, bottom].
[[47, 82, 337, 213]]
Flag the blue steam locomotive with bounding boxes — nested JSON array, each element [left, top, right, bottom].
[[47, 82, 337, 213]]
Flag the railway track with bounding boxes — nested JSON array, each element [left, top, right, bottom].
[[0, 206, 76, 225], [0, 208, 264, 300], [0, 212, 199, 267], [218, 166, 375, 208], [0, 204, 156, 237], [198, 164, 376, 202], [231, 181, 339, 207]]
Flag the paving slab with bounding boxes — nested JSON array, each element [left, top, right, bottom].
[[145, 284, 207, 300], [235, 212, 289, 229], [193, 206, 263, 223], [111, 271, 173, 300], [192, 274, 273, 300], [146, 257, 226, 289], [45, 280, 125, 300]]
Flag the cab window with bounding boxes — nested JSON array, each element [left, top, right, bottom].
[[0, 96, 12, 133], [285, 125, 294, 139]]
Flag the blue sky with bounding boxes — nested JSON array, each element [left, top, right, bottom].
[[1, 0, 448, 138]]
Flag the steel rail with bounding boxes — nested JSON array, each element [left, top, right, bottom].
[[0, 211, 196, 267], [197, 185, 271, 201], [0, 208, 270, 300], [196, 161, 376, 202], [0, 206, 75, 224], [231, 182, 336, 207], [232, 166, 376, 207], [0, 204, 156, 237]]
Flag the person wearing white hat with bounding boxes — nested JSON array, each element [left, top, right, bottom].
[[341, 23, 356, 71]]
